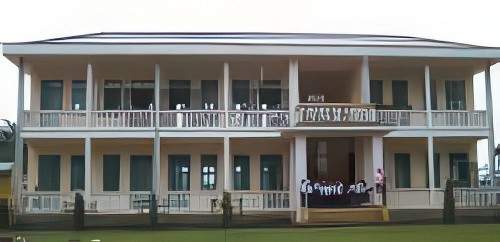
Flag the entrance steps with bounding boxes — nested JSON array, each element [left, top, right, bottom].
[[304, 207, 389, 224]]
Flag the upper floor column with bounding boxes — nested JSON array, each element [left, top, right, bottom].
[[289, 57, 299, 126], [361, 56, 370, 103], [85, 63, 93, 127]]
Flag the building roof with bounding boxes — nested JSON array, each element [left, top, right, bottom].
[[3, 32, 500, 59]]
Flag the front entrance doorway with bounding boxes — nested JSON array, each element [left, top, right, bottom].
[[307, 137, 356, 184]]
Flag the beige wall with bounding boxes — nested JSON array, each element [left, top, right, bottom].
[[25, 137, 290, 194], [384, 138, 478, 189]]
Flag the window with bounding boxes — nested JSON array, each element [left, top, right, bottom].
[[370, 80, 383, 105], [392, 80, 408, 109], [232, 80, 250, 109], [38, 155, 60, 191], [201, 155, 217, 190], [394, 153, 411, 188], [426, 153, 441, 188], [131, 81, 154, 110], [260, 155, 283, 190], [70, 155, 85, 191], [104, 80, 123, 110], [103, 155, 120, 191], [445, 80, 466, 110], [169, 80, 191, 110], [201, 80, 219, 109], [71, 80, 86, 110], [450, 153, 469, 186], [260, 80, 282, 110], [169, 155, 190, 191], [130, 155, 152, 191], [233, 155, 250, 190], [41, 80, 63, 110]]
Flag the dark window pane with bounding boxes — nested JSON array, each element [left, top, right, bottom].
[[201, 80, 219, 109], [131, 80, 154, 110], [70, 155, 85, 191], [445, 80, 466, 110], [260, 155, 282, 190], [232, 80, 250, 109], [71, 80, 86, 110], [201, 155, 217, 190], [169, 155, 190, 191], [370, 80, 383, 104], [130, 155, 152, 191], [103, 155, 120, 191], [392, 80, 408, 108], [38, 155, 60, 191], [169, 80, 191, 110], [395, 153, 411, 188], [260, 80, 282, 110], [41, 80, 63, 110], [434, 154, 441, 188], [233, 155, 250, 190], [104, 80, 122, 110], [450, 153, 469, 186]]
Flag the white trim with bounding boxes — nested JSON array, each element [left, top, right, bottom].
[[5, 44, 500, 58]]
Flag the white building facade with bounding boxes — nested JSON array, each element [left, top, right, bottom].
[[3, 33, 500, 224]]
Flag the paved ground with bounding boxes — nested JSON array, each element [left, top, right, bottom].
[[1, 224, 499, 242]]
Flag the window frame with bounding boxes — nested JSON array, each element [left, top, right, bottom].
[[200, 155, 217, 190]]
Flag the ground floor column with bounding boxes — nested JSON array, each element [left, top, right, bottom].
[[427, 136, 436, 206], [363, 136, 384, 205], [294, 135, 307, 223], [84, 137, 92, 208], [153, 134, 161, 196], [223, 136, 232, 191]]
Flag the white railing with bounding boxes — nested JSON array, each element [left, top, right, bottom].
[[230, 191, 291, 211], [386, 188, 444, 209], [454, 187, 500, 208], [23, 111, 86, 128], [21, 192, 74, 213], [90, 110, 154, 128], [432, 110, 487, 128], [159, 110, 225, 128], [159, 191, 220, 214], [377, 110, 427, 127], [228, 111, 289, 128]]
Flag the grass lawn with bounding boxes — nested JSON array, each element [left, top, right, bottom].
[[3, 224, 500, 242]]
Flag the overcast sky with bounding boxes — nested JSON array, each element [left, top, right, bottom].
[[0, 0, 499, 166]]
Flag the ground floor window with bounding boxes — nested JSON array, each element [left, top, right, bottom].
[[450, 153, 470, 187], [103, 155, 120, 191], [70, 155, 85, 191], [38, 155, 60, 191], [130, 155, 152, 191], [169, 155, 190, 191], [260, 155, 283, 190], [394, 153, 411, 188], [233, 155, 250, 190], [201, 155, 217, 190]]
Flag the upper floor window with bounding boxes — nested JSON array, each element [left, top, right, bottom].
[[104, 80, 123, 110], [169, 80, 191, 110], [445, 80, 466, 110], [201, 80, 219, 110], [41, 80, 63, 110], [392, 80, 409, 109], [71, 80, 86, 110], [370, 80, 383, 105], [232, 80, 250, 109], [260, 80, 282, 110], [104, 80, 154, 110]]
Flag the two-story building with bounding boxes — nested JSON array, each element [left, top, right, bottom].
[[3, 33, 500, 225]]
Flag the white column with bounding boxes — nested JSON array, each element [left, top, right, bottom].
[[485, 63, 496, 185], [361, 56, 370, 103], [223, 136, 232, 191], [223, 62, 230, 127], [86, 64, 93, 127], [294, 135, 307, 223], [364, 136, 383, 205], [427, 136, 436, 206], [288, 58, 299, 126], [152, 64, 161, 195], [424, 65, 432, 127], [84, 137, 92, 206], [14, 57, 25, 213], [288, 139, 296, 219]]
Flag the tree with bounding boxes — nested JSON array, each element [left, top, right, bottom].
[[0, 119, 15, 142]]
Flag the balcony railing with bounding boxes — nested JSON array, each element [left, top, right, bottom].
[[228, 110, 289, 128], [431, 110, 487, 127], [377, 110, 427, 126], [24, 111, 86, 128], [159, 110, 225, 128], [90, 110, 154, 128], [230, 191, 291, 212]]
